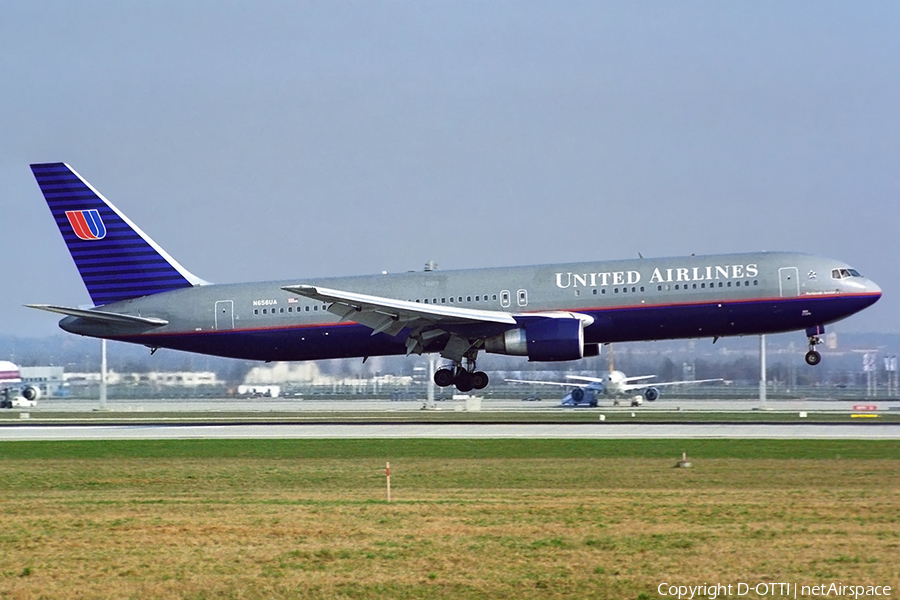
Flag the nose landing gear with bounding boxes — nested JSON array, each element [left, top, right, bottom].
[[805, 326, 824, 366]]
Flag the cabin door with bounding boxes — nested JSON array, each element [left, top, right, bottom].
[[215, 300, 234, 330], [778, 267, 799, 298]]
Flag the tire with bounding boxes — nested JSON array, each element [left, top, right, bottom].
[[472, 371, 489, 390], [454, 370, 474, 393], [434, 369, 454, 387], [805, 350, 821, 366]]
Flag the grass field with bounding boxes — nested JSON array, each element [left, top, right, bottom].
[[0, 440, 898, 599]]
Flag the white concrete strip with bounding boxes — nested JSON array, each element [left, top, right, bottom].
[[1, 423, 899, 441]]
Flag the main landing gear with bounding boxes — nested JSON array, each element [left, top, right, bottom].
[[434, 359, 489, 393]]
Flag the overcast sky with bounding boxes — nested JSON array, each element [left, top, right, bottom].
[[2, 2, 898, 339]]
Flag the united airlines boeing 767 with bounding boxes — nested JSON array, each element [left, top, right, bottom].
[[27, 163, 882, 392]]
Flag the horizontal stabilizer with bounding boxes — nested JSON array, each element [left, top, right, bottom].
[[25, 304, 168, 327]]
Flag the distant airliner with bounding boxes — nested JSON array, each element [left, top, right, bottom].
[[0, 361, 40, 408], [27, 163, 881, 392], [507, 372, 722, 407]]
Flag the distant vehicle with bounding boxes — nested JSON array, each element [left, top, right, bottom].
[[0, 361, 41, 408]]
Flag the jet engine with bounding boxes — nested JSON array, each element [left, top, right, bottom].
[[484, 317, 587, 362], [21, 386, 40, 401], [643, 387, 659, 402]]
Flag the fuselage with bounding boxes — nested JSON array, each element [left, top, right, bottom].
[[59, 251, 881, 362]]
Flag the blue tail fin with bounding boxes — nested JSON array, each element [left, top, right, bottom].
[[30, 163, 206, 306]]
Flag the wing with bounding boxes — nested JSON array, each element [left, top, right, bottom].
[[619, 378, 723, 392], [283, 284, 519, 356], [283, 284, 594, 360], [283, 284, 516, 334], [505, 378, 583, 389], [566, 374, 656, 384]]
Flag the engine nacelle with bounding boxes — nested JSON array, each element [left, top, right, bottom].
[[21, 386, 40, 401], [643, 387, 659, 402], [484, 317, 585, 362]]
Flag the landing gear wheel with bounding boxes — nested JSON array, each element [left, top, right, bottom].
[[454, 370, 474, 392], [805, 350, 821, 366], [471, 371, 489, 390], [434, 368, 454, 387]]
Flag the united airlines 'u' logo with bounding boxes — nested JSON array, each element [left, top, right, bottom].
[[65, 209, 106, 240]]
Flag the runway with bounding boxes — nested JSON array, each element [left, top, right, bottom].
[[19, 396, 900, 413], [3, 422, 899, 440]]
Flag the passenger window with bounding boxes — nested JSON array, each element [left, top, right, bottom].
[[692, 284, 696, 289], [602, 289, 606, 294], [675, 285, 679, 290], [701, 283, 706, 289], [254, 309, 259, 315], [449, 297, 454, 303], [492, 294, 497, 301], [640, 286, 644, 292], [262, 309, 267, 314], [288, 307, 292, 312], [305, 306, 310, 311], [314, 306, 318, 311], [614, 288, 619, 293], [441, 298, 446, 304], [754, 280, 758, 286], [467, 296, 472, 302], [718, 282, 723, 288], [657, 285, 662, 291], [592, 289, 597, 295], [280, 308, 284, 313], [727, 282, 732, 287], [475, 296, 479, 301]]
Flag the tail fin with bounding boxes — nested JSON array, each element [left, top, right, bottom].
[[30, 163, 207, 306]]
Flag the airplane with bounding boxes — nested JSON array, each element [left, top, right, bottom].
[[26, 163, 882, 393], [0, 361, 40, 408], [506, 372, 722, 407], [507, 344, 722, 406]]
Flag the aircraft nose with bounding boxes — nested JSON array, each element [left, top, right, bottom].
[[867, 278, 882, 298]]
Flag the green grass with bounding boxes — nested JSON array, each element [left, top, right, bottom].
[[2, 438, 900, 460], [1, 439, 899, 598]]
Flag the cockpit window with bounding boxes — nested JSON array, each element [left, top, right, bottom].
[[832, 268, 863, 280]]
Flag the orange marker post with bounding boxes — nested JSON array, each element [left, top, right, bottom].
[[386, 461, 391, 502]]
